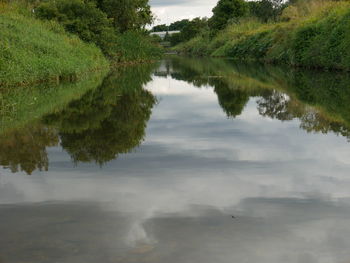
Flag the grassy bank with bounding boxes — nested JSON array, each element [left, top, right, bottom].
[[0, 0, 163, 87], [174, 0, 350, 71], [0, 4, 109, 87]]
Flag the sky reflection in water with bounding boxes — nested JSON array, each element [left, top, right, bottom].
[[1, 58, 350, 263]]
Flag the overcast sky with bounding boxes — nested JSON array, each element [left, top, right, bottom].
[[149, 0, 217, 26]]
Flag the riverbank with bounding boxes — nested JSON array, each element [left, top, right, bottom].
[[173, 0, 350, 71], [0, 1, 163, 88], [0, 7, 109, 87]]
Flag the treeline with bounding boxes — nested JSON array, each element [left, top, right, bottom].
[[32, 0, 162, 62], [152, 0, 288, 46], [169, 0, 350, 71], [0, 0, 162, 86], [152, 19, 193, 32]]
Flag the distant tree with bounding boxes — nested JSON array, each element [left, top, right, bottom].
[[179, 17, 208, 42], [169, 19, 190, 31], [166, 17, 208, 46], [152, 24, 168, 32], [209, 0, 248, 33]]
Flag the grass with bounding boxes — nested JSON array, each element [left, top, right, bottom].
[[112, 31, 164, 64], [0, 3, 109, 87], [174, 0, 350, 71]]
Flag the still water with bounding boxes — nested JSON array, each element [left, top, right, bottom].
[[1, 57, 350, 262]]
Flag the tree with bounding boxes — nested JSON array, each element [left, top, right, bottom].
[[43, 63, 157, 165], [35, 0, 117, 56], [209, 0, 248, 33], [169, 19, 190, 31], [152, 24, 168, 32], [0, 125, 58, 175], [168, 17, 208, 45], [181, 17, 208, 41], [96, 0, 153, 32]]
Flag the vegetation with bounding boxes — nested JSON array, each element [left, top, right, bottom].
[[164, 57, 350, 138], [35, 0, 163, 62], [151, 19, 191, 32], [173, 0, 350, 71], [208, 0, 248, 34], [0, 63, 158, 174], [0, 3, 108, 87], [0, 0, 162, 87], [0, 70, 109, 135]]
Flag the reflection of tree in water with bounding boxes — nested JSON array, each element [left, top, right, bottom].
[[210, 79, 250, 118], [51, 88, 155, 164], [0, 125, 58, 175], [257, 90, 301, 121], [0, 64, 157, 174], [257, 90, 350, 139], [168, 56, 350, 140], [44, 65, 157, 165]]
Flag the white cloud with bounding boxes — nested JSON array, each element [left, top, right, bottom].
[[150, 0, 217, 25]]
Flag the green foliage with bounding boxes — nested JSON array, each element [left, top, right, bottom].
[[169, 33, 183, 46], [174, 1, 350, 71], [209, 0, 248, 33], [0, 70, 108, 135], [35, 0, 117, 57], [151, 19, 191, 33], [0, 63, 158, 174], [113, 31, 163, 62], [166, 56, 350, 138], [0, 10, 109, 87], [181, 17, 209, 42], [152, 24, 168, 32], [173, 35, 211, 56], [34, 0, 162, 61], [169, 19, 190, 31], [0, 124, 58, 174], [96, 0, 153, 32], [167, 17, 208, 46], [247, 0, 284, 22]]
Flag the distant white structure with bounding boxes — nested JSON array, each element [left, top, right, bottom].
[[150, 31, 180, 40]]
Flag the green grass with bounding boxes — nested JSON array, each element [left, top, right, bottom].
[[174, 1, 350, 71], [113, 31, 164, 63], [0, 6, 109, 87]]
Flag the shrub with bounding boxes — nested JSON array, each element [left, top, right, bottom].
[[35, 0, 118, 57]]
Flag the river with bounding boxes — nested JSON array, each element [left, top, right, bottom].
[[1, 57, 350, 263]]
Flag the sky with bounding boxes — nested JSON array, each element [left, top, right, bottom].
[[149, 0, 217, 26]]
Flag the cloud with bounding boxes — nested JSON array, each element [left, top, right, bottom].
[[150, 0, 196, 7], [150, 0, 217, 25]]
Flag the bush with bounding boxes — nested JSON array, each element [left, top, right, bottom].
[[35, 0, 118, 57], [113, 32, 163, 62], [175, 0, 350, 71]]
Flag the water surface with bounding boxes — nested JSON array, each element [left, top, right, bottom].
[[1, 57, 350, 263]]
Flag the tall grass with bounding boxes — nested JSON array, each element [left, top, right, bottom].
[[113, 31, 164, 63], [0, 4, 109, 87], [174, 0, 350, 71]]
